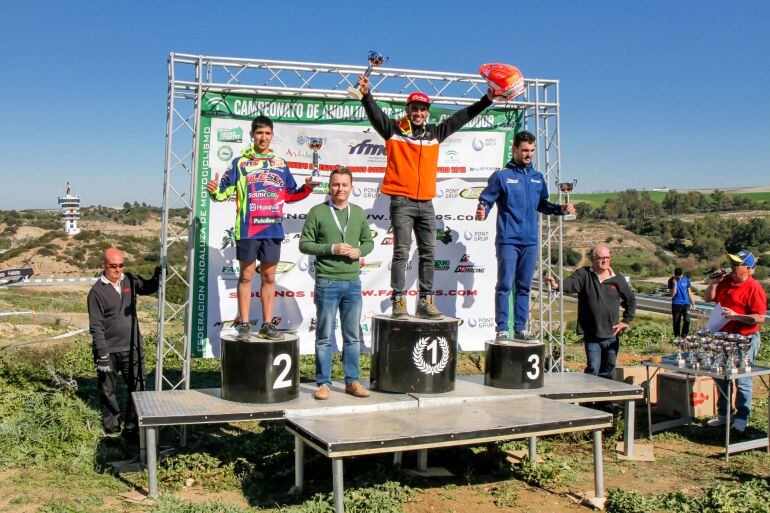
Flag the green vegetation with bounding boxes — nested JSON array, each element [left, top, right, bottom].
[[571, 188, 770, 212], [606, 479, 770, 513]]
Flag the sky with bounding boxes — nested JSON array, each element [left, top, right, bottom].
[[0, 0, 768, 210]]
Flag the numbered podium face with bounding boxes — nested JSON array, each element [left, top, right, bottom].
[[371, 316, 458, 394], [220, 334, 300, 403], [484, 340, 545, 389]]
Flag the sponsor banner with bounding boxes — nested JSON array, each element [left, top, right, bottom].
[[193, 94, 523, 357], [0, 267, 34, 281]]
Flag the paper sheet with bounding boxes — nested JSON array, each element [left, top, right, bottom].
[[705, 303, 728, 332]]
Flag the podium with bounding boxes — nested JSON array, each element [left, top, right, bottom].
[[220, 333, 300, 403], [484, 340, 545, 389], [370, 315, 458, 393]]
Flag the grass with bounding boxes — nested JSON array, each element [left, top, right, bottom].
[[570, 190, 770, 207], [2, 307, 770, 513]]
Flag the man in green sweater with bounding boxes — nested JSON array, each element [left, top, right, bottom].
[[299, 168, 374, 400]]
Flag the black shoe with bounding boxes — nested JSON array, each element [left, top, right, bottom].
[[258, 322, 284, 341]]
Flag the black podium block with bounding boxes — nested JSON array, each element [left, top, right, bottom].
[[484, 340, 545, 389], [220, 333, 300, 403], [371, 315, 458, 393]]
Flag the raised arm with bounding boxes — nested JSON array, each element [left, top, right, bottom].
[[435, 93, 494, 142], [358, 76, 398, 140]]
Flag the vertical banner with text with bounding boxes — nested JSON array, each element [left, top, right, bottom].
[[192, 93, 521, 357]]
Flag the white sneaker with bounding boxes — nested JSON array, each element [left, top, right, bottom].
[[732, 418, 747, 432], [706, 416, 726, 428]]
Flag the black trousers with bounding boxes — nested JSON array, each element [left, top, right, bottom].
[[672, 304, 690, 337], [97, 349, 145, 434]]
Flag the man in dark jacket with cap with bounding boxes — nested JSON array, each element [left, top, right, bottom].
[[87, 247, 159, 443]]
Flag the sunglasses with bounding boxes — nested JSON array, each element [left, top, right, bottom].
[[107, 263, 125, 269]]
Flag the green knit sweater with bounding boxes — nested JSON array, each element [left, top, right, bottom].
[[298, 201, 374, 280]]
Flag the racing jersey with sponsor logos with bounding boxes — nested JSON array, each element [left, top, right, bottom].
[[210, 147, 312, 240]]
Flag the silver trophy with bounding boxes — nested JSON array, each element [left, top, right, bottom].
[[672, 338, 686, 368], [685, 337, 700, 368], [725, 341, 740, 375], [738, 335, 753, 373], [307, 137, 323, 178], [348, 51, 389, 100], [556, 179, 578, 221]]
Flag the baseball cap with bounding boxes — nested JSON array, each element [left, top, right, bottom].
[[727, 248, 756, 268], [406, 92, 431, 106]]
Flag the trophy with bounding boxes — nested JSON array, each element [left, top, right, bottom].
[[347, 51, 389, 100], [725, 341, 740, 375], [672, 338, 686, 368], [711, 333, 728, 374], [307, 137, 323, 178], [738, 336, 753, 373], [556, 179, 578, 221], [686, 338, 700, 368]]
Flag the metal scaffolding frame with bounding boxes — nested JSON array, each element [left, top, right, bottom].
[[158, 53, 564, 391]]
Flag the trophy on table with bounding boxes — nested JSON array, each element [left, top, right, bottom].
[[556, 179, 578, 221], [347, 51, 389, 100], [307, 137, 324, 178], [725, 341, 740, 375], [672, 338, 686, 368], [738, 336, 753, 373]]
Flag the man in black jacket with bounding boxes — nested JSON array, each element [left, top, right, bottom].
[[548, 244, 636, 379], [87, 247, 159, 443]]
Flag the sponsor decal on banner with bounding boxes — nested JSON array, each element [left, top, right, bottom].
[[463, 230, 490, 242], [359, 260, 383, 273], [217, 127, 243, 143], [436, 227, 456, 245], [455, 254, 486, 273], [460, 187, 486, 199], [194, 93, 519, 357], [434, 260, 450, 271], [217, 146, 233, 161]]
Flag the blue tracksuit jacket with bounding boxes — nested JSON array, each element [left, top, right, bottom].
[[479, 161, 563, 245]]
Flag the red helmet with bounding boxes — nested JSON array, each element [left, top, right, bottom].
[[406, 92, 431, 106]]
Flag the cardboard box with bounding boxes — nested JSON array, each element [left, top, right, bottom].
[[612, 365, 664, 404], [655, 373, 717, 418]]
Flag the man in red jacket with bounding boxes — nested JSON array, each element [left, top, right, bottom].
[[357, 75, 496, 319]]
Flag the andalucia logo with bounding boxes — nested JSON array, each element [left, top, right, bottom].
[[205, 96, 231, 114]]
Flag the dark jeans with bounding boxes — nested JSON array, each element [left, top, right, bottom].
[[672, 303, 691, 337], [389, 195, 436, 295], [97, 349, 145, 434], [495, 244, 539, 332], [584, 337, 619, 379]]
